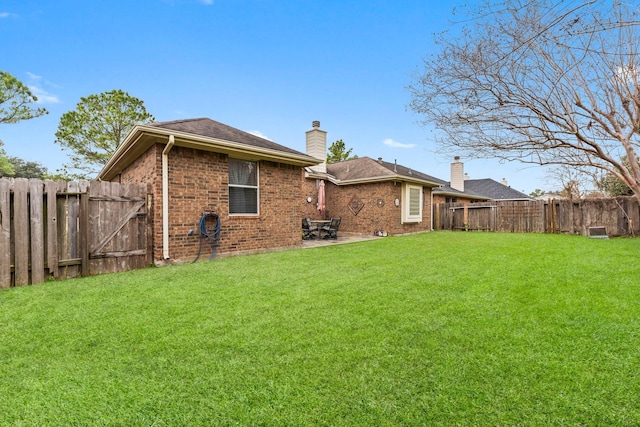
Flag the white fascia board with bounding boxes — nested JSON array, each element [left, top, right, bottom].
[[327, 174, 443, 187]]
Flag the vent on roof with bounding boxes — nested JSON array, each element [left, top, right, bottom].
[[378, 157, 383, 164]]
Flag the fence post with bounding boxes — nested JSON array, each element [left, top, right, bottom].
[[45, 181, 60, 279]]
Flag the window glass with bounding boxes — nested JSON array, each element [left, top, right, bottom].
[[229, 159, 257, 186], [409, 187, 421, 216], [229, 159, 258, 215], [402, 184, 423, 223]]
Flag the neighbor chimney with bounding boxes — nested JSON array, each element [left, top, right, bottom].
[[306, 120, 327, 174], [451, 156, 464, 192], [501, 178, 509, 186]]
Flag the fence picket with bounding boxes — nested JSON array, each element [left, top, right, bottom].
[[29, 179, 45, 284], [13, 179, 29, 286], [0, 179, 10, 288]]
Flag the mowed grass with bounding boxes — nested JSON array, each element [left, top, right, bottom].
[[1, 232, 639, 426]]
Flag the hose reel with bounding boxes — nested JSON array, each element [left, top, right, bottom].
[[192, 212, 221, 262]]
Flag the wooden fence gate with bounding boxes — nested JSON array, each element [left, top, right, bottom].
[[0, 178, 151, 288]]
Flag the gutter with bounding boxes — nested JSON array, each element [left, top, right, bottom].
[[325, 175, 443, 188], [162, 135, 175, 260]]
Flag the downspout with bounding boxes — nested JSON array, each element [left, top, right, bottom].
[[430, 188, 434, 231], [162, 135, 175, 260]]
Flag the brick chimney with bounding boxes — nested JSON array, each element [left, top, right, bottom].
[[451, 156, 464, 192], [306, 120, 327, 174]]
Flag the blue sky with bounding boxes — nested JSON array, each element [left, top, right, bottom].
[[1, 0, 545, 193]]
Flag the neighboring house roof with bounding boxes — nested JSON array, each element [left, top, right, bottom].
[[323, 156, 446, 187], [99, 118, 320, 181], [434, 183, 491, 201], [435, 178, 533, 201]]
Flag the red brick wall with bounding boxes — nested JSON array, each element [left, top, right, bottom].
[[118, 144, 304, 263], [302, 178, 433, 235]]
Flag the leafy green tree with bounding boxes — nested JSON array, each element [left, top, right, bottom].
[[0, 141, 14, 176], [55, 89, 154, 179], [599, 173, 634, 197], [6, 156, 48, 179], [0, 70, 48, 124], [326, 139, 355, 164], [598, 156, 636, 196], [529, 189, 545, 198]]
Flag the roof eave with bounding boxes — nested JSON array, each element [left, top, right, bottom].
[[434, 189, 491, 200], [98, 125, 320, 180], [327, 174, 443, 187]]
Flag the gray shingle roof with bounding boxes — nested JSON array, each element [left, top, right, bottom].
[[326, 157, 446, 186], [149, 117, 307, 157], [435, 178, 532, 200]]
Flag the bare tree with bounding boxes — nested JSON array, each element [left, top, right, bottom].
[[409, 0, 640, 202], [546, 164, 596, 200]]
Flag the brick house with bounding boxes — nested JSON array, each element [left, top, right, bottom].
[[301, 122, 445, 235], [98, 118, 320, 263]]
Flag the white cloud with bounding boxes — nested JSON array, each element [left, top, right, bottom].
[[28, 85, 60, 104], [248, 130, 272, 141], [25, 72, 60, 104], [200, 0, 214, 4], [0, 12, 12, 18], [382, 138, 416, 149], [26, 71, 42, 80]]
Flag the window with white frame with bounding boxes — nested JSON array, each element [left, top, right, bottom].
[[229, 159, 259, 215], [401, 183, 423, 223]]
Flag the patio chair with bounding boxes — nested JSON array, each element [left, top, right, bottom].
[[302, 217, 318, 240], [321, 217, 341, 239]]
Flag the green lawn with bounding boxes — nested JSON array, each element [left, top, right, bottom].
[[1, 232, 639, 426]]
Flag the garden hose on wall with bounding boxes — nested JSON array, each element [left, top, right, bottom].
[[192, 212, 221, 262]]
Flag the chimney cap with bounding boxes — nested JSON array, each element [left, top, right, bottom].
[[454, 156, 460, 161], [312, 120, 320, 129], [378, 157, 383, 164]]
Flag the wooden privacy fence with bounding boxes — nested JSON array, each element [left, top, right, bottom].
[[0, 178, 151, 288], [434, 197, 640, 237]]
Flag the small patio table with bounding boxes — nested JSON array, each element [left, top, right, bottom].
[[310, 220, 331, 238]]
